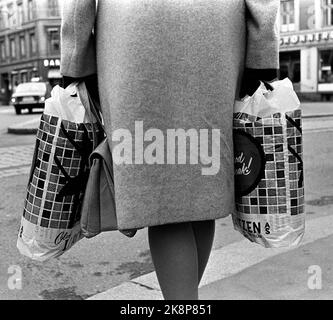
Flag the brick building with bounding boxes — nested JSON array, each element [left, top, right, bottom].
[[0, 0, 62, 105]]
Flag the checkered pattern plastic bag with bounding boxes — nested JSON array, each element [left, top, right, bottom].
[[232, 78, 305, 248], [17, 82, 103, 261]]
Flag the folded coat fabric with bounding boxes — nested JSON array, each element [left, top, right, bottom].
[[60, 0, 280, 230]]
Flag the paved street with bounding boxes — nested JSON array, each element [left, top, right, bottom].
[[0, 106, 37, 178], [0, 146, 33, 178], [0, 103, 333, 299], [0, 106, 39, 148]]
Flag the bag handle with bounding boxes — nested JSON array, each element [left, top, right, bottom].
[[262, 80, 274, 91], [87, 91, 105, 132], [77, 81, 105, 131], [77, 81, 105, 149]]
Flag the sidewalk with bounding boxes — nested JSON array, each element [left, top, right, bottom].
[[301, 102, 333, 119], [200, 234, 333, 300], [88, 212, 333, 300], [6, 102, 333, 135]]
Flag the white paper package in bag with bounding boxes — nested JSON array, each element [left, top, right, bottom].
[[232, 78, 305, 248], [44, 83, 91, 123]]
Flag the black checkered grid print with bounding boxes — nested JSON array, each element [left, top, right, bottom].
[[233, 109, 304, 216], [23, 113, 103, 230]]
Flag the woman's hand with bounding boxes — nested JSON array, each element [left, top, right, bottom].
[[61, 74, 100, 104], [240, 68, 278, 98]]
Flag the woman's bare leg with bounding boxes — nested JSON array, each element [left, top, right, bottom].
[[191, 220, 215, 284], [148, 222, 199, 300]]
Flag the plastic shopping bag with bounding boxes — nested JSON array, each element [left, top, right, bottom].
[[17, 83, 103, 261], [232, 78, 305, 248]]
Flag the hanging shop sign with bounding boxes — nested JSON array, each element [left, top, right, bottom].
[[280, 30, 333, 46]]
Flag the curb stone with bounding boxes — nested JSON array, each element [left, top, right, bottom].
[[7, 117, 40, 135]]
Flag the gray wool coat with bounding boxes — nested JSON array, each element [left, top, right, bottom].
[[60, 0, 280, 230]]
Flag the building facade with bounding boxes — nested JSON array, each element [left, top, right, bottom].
[[280, 0, 333, 97], [1, 1, 333, 104], [0, 0, 62, 104]]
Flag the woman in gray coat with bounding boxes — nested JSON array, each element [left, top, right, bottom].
[[61, 0, 280, 300]]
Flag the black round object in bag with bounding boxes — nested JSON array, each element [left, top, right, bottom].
[[233, 129, 266, 198]]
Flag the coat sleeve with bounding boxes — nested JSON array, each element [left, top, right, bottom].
[[60, 0, 97, 77], [245, 0, 280, 69]]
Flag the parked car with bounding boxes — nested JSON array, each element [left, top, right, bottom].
[[11, 82, 52, 115]]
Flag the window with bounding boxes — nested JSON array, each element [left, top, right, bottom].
[[7, 3, 16, 28], [279, 51, 301, 85], [20, 35, 26, 57], [299, 0, 316, 30], [0, 7, 6, 30], [27, 0, 34, 21], [0, 40, 6, 61], [322, 0, 333, 26], [280, 0, 295, 32], [319, 50, 333, 84], [47, 29, 60, 54], [11, 73, 19, 91], [48, 0, 60, 17], [10, 38, 16, 59], [29, 32, 36, 55], [17, 2, 24, 25]]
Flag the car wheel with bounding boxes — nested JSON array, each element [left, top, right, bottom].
[[15, 106, 22, 115]]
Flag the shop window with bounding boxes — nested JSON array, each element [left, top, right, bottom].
[[293, 62, 301, 83], [21, 72, 28, 83], [279, 51, 301, 87], [11, 73, 19, 92], [280, 65, 289, 80], [280, 0, 295, 32], [319, 50, 333, 85], [322, 0, 333, 26], [31, 69, 38, 79]]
